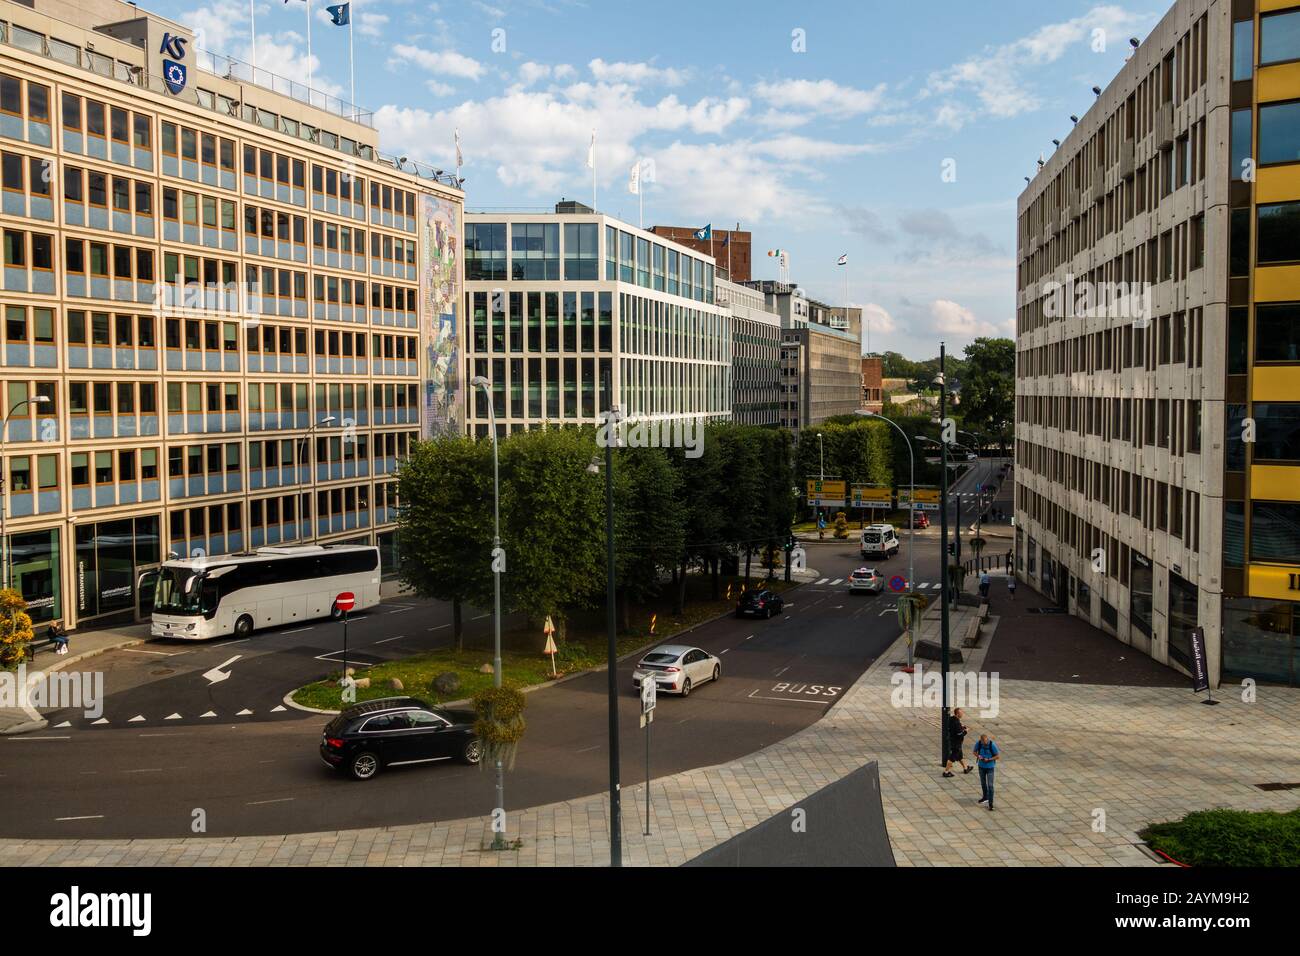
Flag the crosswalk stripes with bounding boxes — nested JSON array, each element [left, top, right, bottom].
[[815, 577, 829, 585], [829, 578, 843, 586]]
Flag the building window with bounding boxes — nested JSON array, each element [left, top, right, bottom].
[[1250, 501, 1300, 564], [510, 222, 559, 280], [1253, 403, 1300, 462], [1256, 302, 1300, 362], [465, 222, 506, 281], [563, 223, 598, 280], [1232, 19, 1255, 82], [1261, 10, 1300, 66], [1231, 109, 1252, 182], [1259, 101, 1300, 166], [1259, 201, 1300, 264]]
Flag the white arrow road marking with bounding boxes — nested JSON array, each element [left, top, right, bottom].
[[199, 710, 217, 718], [164, 713, 182, 720], [128, 715, 146, 722], [236, 709, 253, 716], [203, 655, 242, 684], [270, 705, 286, 713], [91, 718, 108, 725]]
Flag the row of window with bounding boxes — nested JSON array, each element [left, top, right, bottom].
[[1018, 308, 1205, 379]]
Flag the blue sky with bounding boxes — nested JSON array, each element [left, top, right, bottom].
[[171, 0, 1165, 360]]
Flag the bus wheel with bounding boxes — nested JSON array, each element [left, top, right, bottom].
[[234, 615, 254, 639]]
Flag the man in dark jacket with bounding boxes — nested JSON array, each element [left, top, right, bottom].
[[942, 707, 973, 778]]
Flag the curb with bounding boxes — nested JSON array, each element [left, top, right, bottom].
[[0, 635, 149, 736], [283, 579, 807, 715]]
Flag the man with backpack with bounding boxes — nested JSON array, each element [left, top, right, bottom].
[[973, 733, 1000, 811]]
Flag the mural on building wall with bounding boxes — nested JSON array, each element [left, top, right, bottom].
[[419, 193, 462, 437]]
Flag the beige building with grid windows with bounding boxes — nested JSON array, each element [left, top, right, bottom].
[[0, 0, 463, 630]]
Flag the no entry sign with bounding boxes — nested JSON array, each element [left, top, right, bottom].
[[335, 591, 356, 613]]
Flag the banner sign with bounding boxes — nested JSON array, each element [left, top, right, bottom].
[[1188, 626, 1210, 693]]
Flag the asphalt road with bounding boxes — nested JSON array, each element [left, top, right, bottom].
[[2, 537, 949, 839]]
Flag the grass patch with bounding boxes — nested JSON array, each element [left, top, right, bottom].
[[292, 574, 798, 712], [1140, 808, 1300, 867]]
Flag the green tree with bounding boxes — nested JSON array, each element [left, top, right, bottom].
[[755, 428, 796, 577], [498, 426, 604, 639], [396, 437, 494, 649], [670, 425, 728, 610], [613, 446, 686, 630], [960, 337, 1015, 453]]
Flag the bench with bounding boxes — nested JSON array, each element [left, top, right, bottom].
[[961, 602, 991, 649]]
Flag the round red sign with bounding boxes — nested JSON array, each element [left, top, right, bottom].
[[335, 591, 356, 613]]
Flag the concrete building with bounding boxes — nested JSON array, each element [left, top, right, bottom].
[[718, 277, 781, 426], [0, 0, 463, 629], [650, 225, 751, 282], [462, 201, 731, 435], [862, 356, 883, 413], [779, 321, 863, 429], [1014, 0, 1300, 687], [743, 278, 809, 328]]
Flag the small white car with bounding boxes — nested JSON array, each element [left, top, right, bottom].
[[632, 644, 721, 698], [849, 567, 884, 593]]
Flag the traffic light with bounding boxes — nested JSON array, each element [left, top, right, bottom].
[[947, 542, 956, 556]]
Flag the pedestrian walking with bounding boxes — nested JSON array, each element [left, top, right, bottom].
[[979, 570, 990, 600], [973, 733, 1000, 810], [942, 707, 973, 778], [1007, 576, 1017, 600], [1005, 549, 1012, 573]]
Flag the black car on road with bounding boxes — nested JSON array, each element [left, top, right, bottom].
[[736, 588, 785, 619], [320, 696, 481, 780]]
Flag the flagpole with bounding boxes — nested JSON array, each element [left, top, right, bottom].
[[592, 131, 597, 211], [348, 7, 355, 119], [250, 0, 258, 73], [306, 0, 313, 92]]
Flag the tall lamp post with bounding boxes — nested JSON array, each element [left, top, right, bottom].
[[816, 432, 825, 534], [469, 376, 507, 851], [857, 410, 915, 666], [296, 415, 336, 545], [936, 345, 952, 768], [1, 396, 51, 592]]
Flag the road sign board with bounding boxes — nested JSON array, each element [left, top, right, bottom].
[[889, 575, 907, 592], [640, 677, 656, 715], [851, 484, 892, 509], [335, 591, 356, 613], [806, 479, 846, 507]]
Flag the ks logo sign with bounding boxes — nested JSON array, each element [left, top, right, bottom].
[[160, 32, 188, 95]]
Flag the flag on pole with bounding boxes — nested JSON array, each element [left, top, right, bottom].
[[693, 224, 712, 241], [721, 234, 730, 247], [628, 159, 640, 195], [454, 129, 463, 169], [326, 2, 349, 24], [837, 253, 848, 266], [586, 130, 596, 169]]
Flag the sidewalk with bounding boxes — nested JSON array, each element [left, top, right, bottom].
[[0, 622, 150, 735], [5, 571, 1297, 866]]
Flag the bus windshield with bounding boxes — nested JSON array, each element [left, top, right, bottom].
[[153, 566, 205, 615]]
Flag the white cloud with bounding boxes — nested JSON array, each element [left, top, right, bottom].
[[860, 303, 898, 336], [473, 1, 507, 19], [426, 80, 455, 97], [516, 62, 552, 88], [752, 135, 885, 163], [588, 58, 687, 87], [392, 43, 485, 81], [929, 299, 1000, 338], [753, 78, 888, 118]]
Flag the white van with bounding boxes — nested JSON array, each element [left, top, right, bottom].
[[861, 524, 900, 560]]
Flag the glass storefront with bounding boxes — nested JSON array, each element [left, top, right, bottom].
[[1167, 571, 1199, 669], [377, 529, 400, 580], [7, 528, 60, 624], [1223, 597, 1299, 686], [73, 515, 160, 624]]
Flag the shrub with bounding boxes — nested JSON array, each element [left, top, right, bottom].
[[1141, 808, 1300, 867], [472, 684, 527, 771], [0, 589, 34, 670]]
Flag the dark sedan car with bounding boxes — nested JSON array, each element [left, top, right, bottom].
[[320, 696, 481, 780], [736, 588, 785, 619]]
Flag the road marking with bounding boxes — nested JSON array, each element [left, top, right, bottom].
[[373, 634, 405, 644], [574, 745, 600, 754], [123, 768, 163, 774], [719, 648, 730, 654], [815, 578, 829, 585], [774, 666, 789, 677], [203, 655, 242, 684], [121, 647, 179, 657], [90, 718, 108, 725], [270, 705, 286, 713], [473, 613, 490, 620], [236, 709, 253, 716], [282, 627, 313, 635], [164, 713, 182, 720], [213, 639, 249, 648], [745, 634, 754, 640], [8, 735, 70, 740], [138, 733, 190, 738], [746, 689, 833, 705], [246, 797, 295, 806], [199, 710, 217, 718], [52, 721, 71, 728], [829, 578, 843, 586], [427, 624, 451, 631], [386, 607, 411, 615], [56, 815, 103, 821], [128, 715, 146, 723]]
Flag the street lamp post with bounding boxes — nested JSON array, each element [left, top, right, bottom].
[[469, 376, 507, 852], [816, 432, 825, 536], [297, 416, 337, 546], [1, 396, 51, 593], [858, 410, 915, 667], [937, 345, 952, 768]]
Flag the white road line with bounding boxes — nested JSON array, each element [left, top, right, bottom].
[[373, 634, 405, 644], [386, 607, 411, 614], [745, 634, 754, 640], [199, 711, 217, 718], [746, 689, 832, 705], [282, 627, 313, 635], [236, 709, 253, 716], [719, 648, 730, 654], [246, 797, 295, 806], [122, 768, 163, 774], [128, 715, 146, 723], [774, 666, 789, 677], [574, 745, 601, 754], [815, 577, 829, 585], [427, 624, 451, 631], [164, 713, 182, 720], [473, 613, 490, 620], [138, 733, 189, 738], [8, 736, 70, 741], [829, 578, 843, 586], [90, 718, 108, 725], [213, 639, 249, 648], [53, 721, 71, 728], [56, 815, 103, 821], [120, 648, 179, 657], [270, 705, 286, 713]]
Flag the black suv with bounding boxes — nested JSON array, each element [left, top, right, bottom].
[[736, 588, 785, 619], [320, 696, 481, 781]]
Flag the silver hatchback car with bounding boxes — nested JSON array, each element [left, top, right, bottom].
[[849, 567, 884, 593], [632, 644, 721, 697]]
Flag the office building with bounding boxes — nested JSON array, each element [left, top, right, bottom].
[[862, 356, 883, 413], [1014, 0, 1300, 686], [0, 0, 463, 629], [463, 201, 731, 435], [718, 277, 781, 426]]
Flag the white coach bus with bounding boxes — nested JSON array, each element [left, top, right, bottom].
[[146, 545, 381, 640]]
